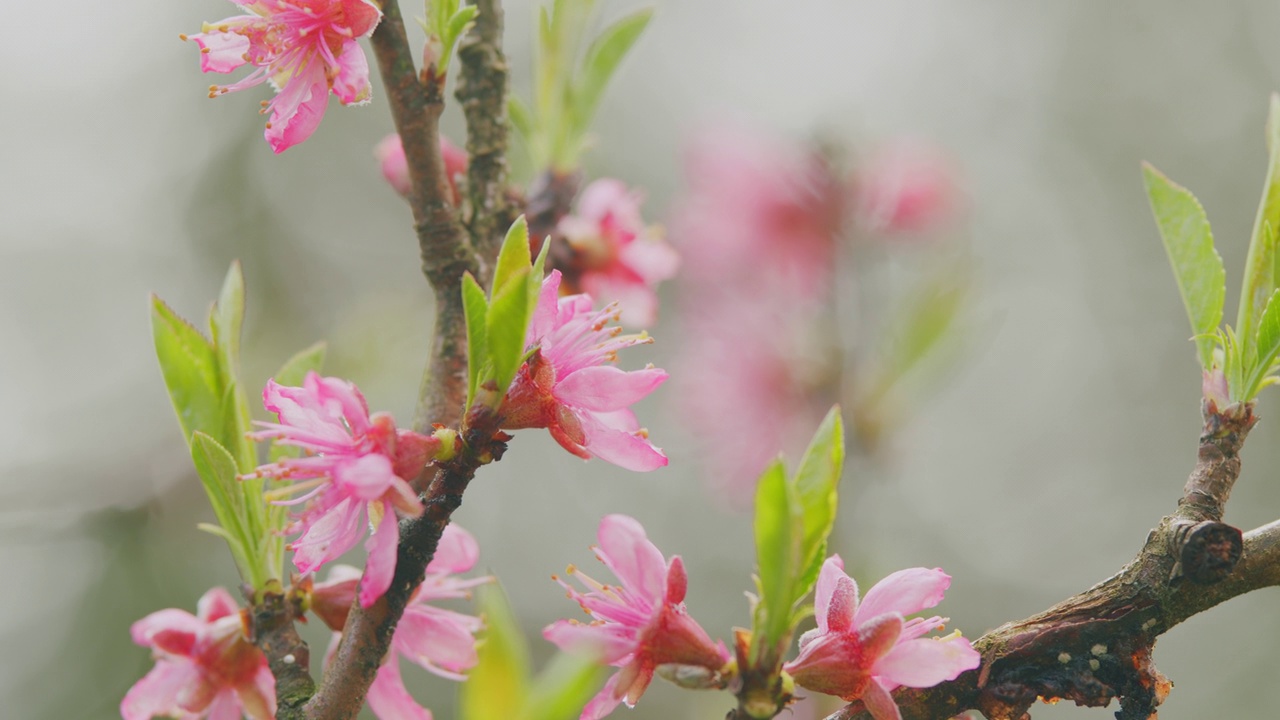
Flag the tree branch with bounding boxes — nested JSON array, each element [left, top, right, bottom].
[[827, 402, 1277, 720], [456, 0, 516, 280]]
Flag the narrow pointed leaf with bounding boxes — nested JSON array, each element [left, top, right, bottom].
[[792, 407, 844, 602], [462, 583, 530, 720], [1143, 162, 1226, 369], [152, 295, 222, 445], [462, 273, 490, 407], [1238, 94, 1280, 344], [1246, 289, 1280, 399], [487, 266, 533, 395], [493, 216, 533, 296], [572, 9, 652, 135], [191, 431, 261, 587], [210, 261, 245, 383], [752, 458, 796, 658]]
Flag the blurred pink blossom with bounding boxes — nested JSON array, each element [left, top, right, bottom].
[[185, 0, 382, 153], [500, 271, 668, 472], [545, 515, 728, 720], [851, 141, 957, 236], [557, 179, 679, 328], [122, 587, 275, 720], [374, 133, 469, 205], [245, 372, 439, 608], [783, 555, 980, 719], [313, 524, 488, 720]]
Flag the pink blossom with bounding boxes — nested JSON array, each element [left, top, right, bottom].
[[544, 515, 728, 720], [557, 179, 679, 328], [122, 587, 275, 720], [499, 270, 668, 472], [374, 133, 469, 205], [245, 372, 439, 608], [184, 0, 382, 153], [312, 524, 488, 720], [851, 141, 957, 236], [783, 556, 980, 720]]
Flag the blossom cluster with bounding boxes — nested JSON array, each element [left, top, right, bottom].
[[670, 127, 957, 505]]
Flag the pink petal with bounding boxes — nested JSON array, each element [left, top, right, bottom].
[[120, 660, 198, 720], [618, 236, 680, 284], [333, 453, 398, 500], [205, 690, 242, 720], [291, 497, 365, 574], [555, 366, 667, 412], [426, 524, 479, 575], [578, 412, 667, 471], [874, 635, 981, 689], [130, 609, 200, 651], [812, 555, 849, 635], [543, 619, 638, 664], [596, 515, 668, 604], [665, 555, 688, 604], [341, 0, 384, 37], [197, 586, 240, 623], [366, 661, 433, 720], [861, 679, 904, 720], [190, 30, 251, 74], [581, 273, 659, 329], [266, 70, 329, 153], [580, 672, 625, 720], [308, 372, 372, 433], [359, 505, 400, 608], [855, 568, 950, 626], [577, 179, 639, 225], [374, 134, 412, 197], [236, 664, 277, 720], [394, 606, 480, 678], [331, 39, 371, 105], [528, 271, 565, 345]]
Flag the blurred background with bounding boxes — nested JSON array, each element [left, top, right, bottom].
[[4, 1, 1280, 718]]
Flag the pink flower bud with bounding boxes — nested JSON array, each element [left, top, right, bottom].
[[374, 133, 469, 205]]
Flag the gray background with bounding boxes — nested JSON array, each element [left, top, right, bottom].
[[2, 1, 1279, 718]]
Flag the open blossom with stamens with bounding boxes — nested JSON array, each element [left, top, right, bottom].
[[544, 515, 728, 720], [557, 179, 679, 328], [184, 0, 382, 153], [783, 555, 980, 720], [122, 587, 275, 720], [245, 371, 439, 607], [499, 270, 668, 472], [311, 524, 488, 720]]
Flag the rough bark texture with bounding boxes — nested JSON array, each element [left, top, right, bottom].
[[248, 582, 314, 718], [826, 403, 1278, 720], [456, 0, 516, 281]]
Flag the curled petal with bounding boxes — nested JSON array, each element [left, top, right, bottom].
[[191, 31, 251, 74], [291, 497, 365, 574], [861, 679, 904, 720], [578, 411, 668, 472], [813, 555, 850, 635], [873, 635, 981, 689], [554, 366, 668, 413], [394, 606, 481, 679], [331, 38, 371, 105], [197, 587, 241, 624], [825, 575, 859, 635], [120, 660, 198, 720], [855, 568, 951, 626], [597, 514, 668, 605], [543, 619, 638, 665], [131, 609, 200, 650], [266, 71, 329, 154], [580, 671, 625, 720], [235, 663, 277, 720]]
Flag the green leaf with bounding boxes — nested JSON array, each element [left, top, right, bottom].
[[791, 407, 844, 600], [493, 216, 533, 296], [1238, 94, 1280, 346], [508, 96, 535, 145], [273, 342, 328, 388], [1246, 289, 1280, 399], [462, 273, 491, 407], [210, 261, 245, 383], [152, 295, 222, 445], [1143, 162, 1226, 369], [446, 6, 478, 48], [571, 9, 652, 137], [191, 431, 261, 587], [751, 459, 794, 660], [461, 583, 530, 720], [530, 234, 551, 310], [487, 266, 533, 396], [524, 653, 608, 720]]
